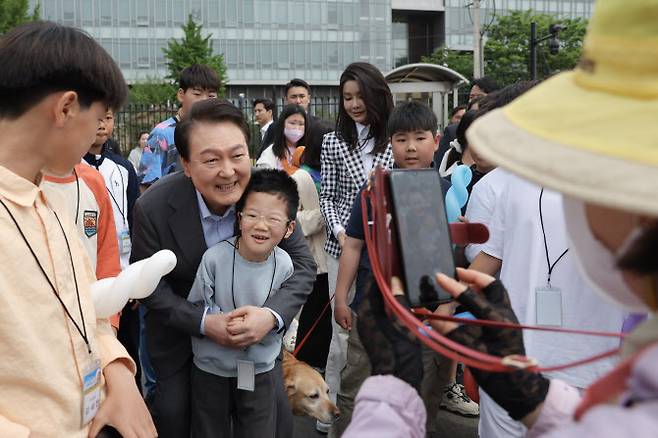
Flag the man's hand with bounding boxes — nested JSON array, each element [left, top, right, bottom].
[[89, 360, 156, 438], [334, 302, 352, 331], [337, 231, 347, 248], [226, 306, 277, 349], [203, 313, 234, 347]]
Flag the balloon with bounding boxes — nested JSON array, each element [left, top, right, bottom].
[[445, 164, 473, 223], [90, 249, 177, 318]]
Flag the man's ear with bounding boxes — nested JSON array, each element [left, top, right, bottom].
[[53, 91, 80, 128], [284, 220, 296, 239], [181, 157, 192, 177], [433, 133, 441, 152], [176, 88, 185, 104]]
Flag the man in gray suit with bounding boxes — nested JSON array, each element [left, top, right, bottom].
[[131, 99, 316, 438]]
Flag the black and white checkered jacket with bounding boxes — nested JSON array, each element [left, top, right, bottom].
[[320, 131, 393, 258]]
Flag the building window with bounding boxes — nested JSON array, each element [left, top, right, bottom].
[[392, 21, 409, 67], [136, 0, 149, 26], [62, 0, 75, 24], [328, 2, 338, 29], [119, 40, 131, 68], [99, 0, 113, 26], [137, 38, 150, 68], [278, 42, 290, 68], [172, 0, 185, 25], [260, 41, 273, 68], [118, 0, 130, 26], [155, 1, 167, 26], [80, 0, 93, 26]]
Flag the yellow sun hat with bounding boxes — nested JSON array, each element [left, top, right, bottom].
[[467, 0, 658, 216]]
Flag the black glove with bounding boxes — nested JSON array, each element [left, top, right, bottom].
[[447, 280, 549, 420], [357, 277, 423, 392]]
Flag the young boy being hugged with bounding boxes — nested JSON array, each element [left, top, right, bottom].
[[187, 168, 298, 438]]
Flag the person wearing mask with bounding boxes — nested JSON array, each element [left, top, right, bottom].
[[256, 104, 308, 175], [343, 2, 658, 436]]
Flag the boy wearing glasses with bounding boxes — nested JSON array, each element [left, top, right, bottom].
[[187, 168, 297, 437]]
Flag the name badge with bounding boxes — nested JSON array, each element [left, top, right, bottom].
[[81, 358, 102, 426], [535, 286, 563, 327], [118, 229, 132, 255], [237, 360, 255, 392]]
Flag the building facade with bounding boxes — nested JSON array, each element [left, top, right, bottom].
[[32, 0, 593, 97]]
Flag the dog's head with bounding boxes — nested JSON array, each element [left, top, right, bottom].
[[283, 354, 339, 424]]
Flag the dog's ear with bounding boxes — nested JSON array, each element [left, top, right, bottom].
[[285, 377, 296, 395]]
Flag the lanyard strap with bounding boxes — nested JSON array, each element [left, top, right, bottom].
[[0, 199, 91, 353], [95, 161, 127, 226], [73, 167, 81, 225], [230, 239, 276, 311], [539, 188, 569, 286]]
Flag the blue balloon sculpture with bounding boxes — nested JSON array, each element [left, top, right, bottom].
[[445, 164, 472, 223]]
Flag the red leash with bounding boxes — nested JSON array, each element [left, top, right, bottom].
[[292, 294, 334, 357]]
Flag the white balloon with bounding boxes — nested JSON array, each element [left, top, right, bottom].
[[91, 250, 177, 318]]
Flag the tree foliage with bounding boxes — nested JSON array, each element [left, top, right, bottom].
[[129, 78, 177, 105], [163, 15, 228, 96], [0, 0, 40, 34], [422, 48, 473, 83], [484, 11, 587, 85], [424, 10, 588, 87]]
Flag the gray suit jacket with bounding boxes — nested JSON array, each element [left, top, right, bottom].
[[131, 171, 316, 378]]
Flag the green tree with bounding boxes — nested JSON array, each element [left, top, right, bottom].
[[163, 15, 228, 95], [421, 48, 474, 83], [0, 0, 40, 34], [484, 10, 587, 86], [424, 10, 587, 87], [129, 77, 177, 104]]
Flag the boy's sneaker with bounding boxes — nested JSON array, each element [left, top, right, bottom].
[[440, 382, 479, 417]]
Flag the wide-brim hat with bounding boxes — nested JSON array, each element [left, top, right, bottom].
[[467, 0, 658, 216]]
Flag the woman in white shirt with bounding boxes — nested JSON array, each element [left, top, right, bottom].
[[318, 62, 394, 431]]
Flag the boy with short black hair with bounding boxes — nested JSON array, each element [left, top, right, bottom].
[[141, 64, 220, 184], [187, 168, 298, 437], [331, 101, 460, 436], [0, 21, 154, 436]]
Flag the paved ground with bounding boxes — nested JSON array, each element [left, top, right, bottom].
[[293, 407, 478, 438]]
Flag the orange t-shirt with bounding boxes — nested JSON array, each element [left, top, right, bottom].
[[42, 164, 121, 327]]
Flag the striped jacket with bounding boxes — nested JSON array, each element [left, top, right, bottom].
[[320, 131, 393, 258]]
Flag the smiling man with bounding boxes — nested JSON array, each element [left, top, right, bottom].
[[130, 99, 316, 438]]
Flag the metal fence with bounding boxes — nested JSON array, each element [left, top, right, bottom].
[[114, 97, 340, 158]]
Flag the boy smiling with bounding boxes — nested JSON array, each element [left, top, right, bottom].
[[187, 168, 297, 437]]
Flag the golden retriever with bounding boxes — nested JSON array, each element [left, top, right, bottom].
[[282, 350, 339, 424]]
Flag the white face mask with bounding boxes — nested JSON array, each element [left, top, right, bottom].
[[562, 196, 649, 313], [284, 128, 304, 144]]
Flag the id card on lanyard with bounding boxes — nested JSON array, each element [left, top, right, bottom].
[[82, 357, 102, 425], [536, 188, 569, 327]]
